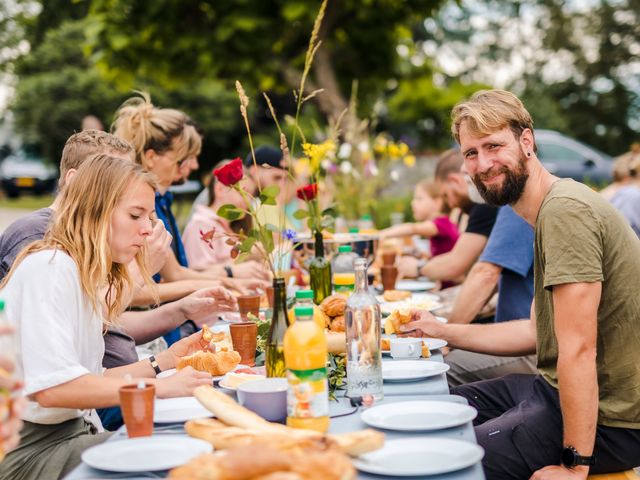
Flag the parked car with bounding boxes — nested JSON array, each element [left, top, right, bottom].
[[535, 129, 613, 184], [0, 150, 58, 198]]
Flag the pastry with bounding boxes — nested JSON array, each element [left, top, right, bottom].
[[177, 350, 241, 376], [385, 308, 412, 334], [382, 290, 411, 302], [330, 315, 345, 332], [380, 338, 390, 351], [421, 344, 431, 358], [320, 295, 347, 318], [222, 372, 265, 389]]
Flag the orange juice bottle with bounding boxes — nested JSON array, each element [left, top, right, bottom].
[[287, 290, 326, 329], [332, 245, 357, 296], [284, 306, 329, 432]]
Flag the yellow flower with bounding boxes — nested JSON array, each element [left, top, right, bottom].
[[403, 154, 416, 167], [387, 142, 401, 160], [303, 140, 336, 172], [397, 142, 409, 157]]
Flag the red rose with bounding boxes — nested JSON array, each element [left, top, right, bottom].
[[214, 157, 244, 186], [296, 183, 318, 201]]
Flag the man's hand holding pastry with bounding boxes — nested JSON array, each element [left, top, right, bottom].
[[397, 309, 444, 339]]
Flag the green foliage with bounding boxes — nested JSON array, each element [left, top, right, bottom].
[[217, 204, 245, 221], [384, 67, 489, 148], [327, 353, 346, 401], [84, 0, 445, 117]]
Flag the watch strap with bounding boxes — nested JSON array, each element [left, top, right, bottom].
[[148, 355, 162, 375], [224, 265, 233, 278], [562, 446, 595, 468]]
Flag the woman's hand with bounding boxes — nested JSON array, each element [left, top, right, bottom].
[[178, 287, 237, 327], [154, 366, 212, 398]]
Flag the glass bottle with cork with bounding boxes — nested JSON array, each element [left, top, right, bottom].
[[345, 258, 383, 401], [284, 305, 329, 432]]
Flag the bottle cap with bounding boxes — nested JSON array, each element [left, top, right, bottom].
[[294, 306, 315, 317], [0, 299, 4, 311], [348, 227, 359, 233], [338, 245, 352, 253], [295, 290, 314, 299]]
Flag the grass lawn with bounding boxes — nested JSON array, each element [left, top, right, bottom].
[[0, 194, 55, 210]]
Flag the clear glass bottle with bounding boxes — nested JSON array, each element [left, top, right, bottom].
[[266, 278, 289, 377], [309, 231, 332, 305], [344, 258, 383, 401]]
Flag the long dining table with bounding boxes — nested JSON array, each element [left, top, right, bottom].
[[65, 343, 485, 480]]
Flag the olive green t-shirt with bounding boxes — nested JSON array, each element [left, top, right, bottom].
[[534, 179, 640, 428]]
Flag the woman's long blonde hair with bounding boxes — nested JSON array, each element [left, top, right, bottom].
[[2, 154, 158, 324], [111, 91, 190, 168]]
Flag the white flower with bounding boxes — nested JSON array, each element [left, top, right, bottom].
[[340, 161, 353, 174], [338, 143, 352, 159], [321, 159, 332, 170], [370, 164, 379, 176], [390, 169, 400, 181], [357, 141, 370, 153]]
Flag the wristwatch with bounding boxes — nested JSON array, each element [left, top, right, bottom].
[[561, 446, 595, 468], [148, 355, 162, 376]]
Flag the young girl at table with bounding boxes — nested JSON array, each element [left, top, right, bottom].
[[0, 155, 220, 480], [182, 159, 258, 271], [380, 180, 460, 259]]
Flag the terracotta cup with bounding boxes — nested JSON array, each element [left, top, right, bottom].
[[230, 322, 258, 367], [382, 251, 397, 266], [380, 265, 399, 291], [265, 286, 275, 309], [119, 383, 155, 438], [237, 294, 261, 321]]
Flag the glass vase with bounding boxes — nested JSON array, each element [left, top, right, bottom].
[[309, 230, 332, 305], [266, 277, 289, 377]]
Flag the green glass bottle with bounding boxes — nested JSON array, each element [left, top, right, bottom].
[[266, 277, 289, 377], [309, 230, 332, 305]]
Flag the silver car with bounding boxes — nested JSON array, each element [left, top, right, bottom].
[[535, 129, 613, 184]]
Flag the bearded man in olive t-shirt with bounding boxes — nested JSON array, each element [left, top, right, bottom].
[[400, 89, 640, 480]]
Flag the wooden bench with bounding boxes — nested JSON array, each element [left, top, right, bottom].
[[588, 470, 639, 479]]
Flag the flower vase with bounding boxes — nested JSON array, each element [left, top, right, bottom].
[[266, 277, 289, 377], [309, 230, 332, 305]]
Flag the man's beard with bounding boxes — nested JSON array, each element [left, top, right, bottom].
[[472, 153, 529, 206]]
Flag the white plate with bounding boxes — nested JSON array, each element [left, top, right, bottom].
[[361, 400, 477, 432], [154, 396, 214, 423], [81, 436, 213, 472], [354, 437, 483, 476], [395, 279, 436, 291], [382, 360, 449, 382], [157, 364, 249, 382], [382, 337, 447, 356], [378, 293, 442, 315]]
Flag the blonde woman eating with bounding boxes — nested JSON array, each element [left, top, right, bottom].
[[0, 154, 231, 480]]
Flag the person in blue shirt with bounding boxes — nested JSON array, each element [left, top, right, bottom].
[[441, 193, 537, 386]]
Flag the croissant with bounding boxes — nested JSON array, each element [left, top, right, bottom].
[[177, 350, 241, 376]]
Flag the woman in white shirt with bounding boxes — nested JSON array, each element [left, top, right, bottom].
[[0, 154, 228, 480]]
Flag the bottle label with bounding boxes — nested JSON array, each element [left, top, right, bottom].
[[334, 283, 354, 294], [287, 367, 329, 419]]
